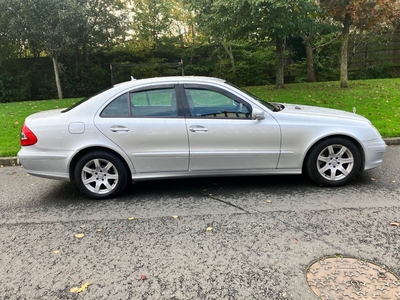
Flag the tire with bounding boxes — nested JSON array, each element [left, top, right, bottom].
[[74, 151, 128, 199], [306, 137, 362, 187]]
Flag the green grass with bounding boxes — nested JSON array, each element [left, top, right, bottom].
[[0, 98, 79, 157], [1, 78, 400, 157]]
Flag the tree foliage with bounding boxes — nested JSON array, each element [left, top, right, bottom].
[[0, 0, 87, 98], [78, 0, 128, 52], [130, 0, 184, 46], [185, 0, 319, 88], [0, 0, 399, 101], [320, 0, 400, 87]]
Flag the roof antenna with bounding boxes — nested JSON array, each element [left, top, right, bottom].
[[131, 76, 136, 81]]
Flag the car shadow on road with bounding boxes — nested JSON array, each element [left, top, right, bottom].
[[37, 171, 378, 206], [122, 172, 376, 199]]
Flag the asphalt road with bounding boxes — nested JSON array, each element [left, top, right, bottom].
[[0, 146, 399, 299]]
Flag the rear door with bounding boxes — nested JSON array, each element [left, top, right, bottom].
[[94, 84, 189, 173], [182, 84, 281, 171]]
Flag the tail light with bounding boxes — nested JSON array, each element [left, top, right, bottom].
[[20, 124, 38, 146]]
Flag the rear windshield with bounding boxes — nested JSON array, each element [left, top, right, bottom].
[[61, 88, 110, 112]]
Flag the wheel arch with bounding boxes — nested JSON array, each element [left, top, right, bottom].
[[302, 135, 366, 173], [69, 146, 132, 182]]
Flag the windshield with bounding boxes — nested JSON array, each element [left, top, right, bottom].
[[227, 83, 282, 112]]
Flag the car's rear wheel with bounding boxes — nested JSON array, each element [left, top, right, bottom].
[[74, 151, 128, 199], [306, 137, 362, 187]]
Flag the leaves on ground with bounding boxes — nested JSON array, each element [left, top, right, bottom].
[[127, 217, 135, 221], [206, 226, 213, 231], [172, 215, 179, 219], [74, 233, 85, 239], [70, 282, 90, 293], [390, 222, 400, 226]]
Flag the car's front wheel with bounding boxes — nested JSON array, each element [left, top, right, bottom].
[[74, 151, 128, 199], [306, 137, 362, 187]]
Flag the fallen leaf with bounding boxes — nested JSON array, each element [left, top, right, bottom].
[[127, 217, 135, 221], [172, 215, 179, 219], [96, 228, 103, 232], [371, 178, 376, 181], [70, 282, 90, 293], [75, 233, 85, 239], [53, 250, 60, 254], [206, 226, 213, 231], [266, 200, 272, 203], [141, 274, 147, 281], [390, 222, 400, 226]]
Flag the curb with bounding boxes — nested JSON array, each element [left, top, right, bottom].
[[383, 137, 400, 145], [1, 138, 400, 168], [0, 157, 19, 167]]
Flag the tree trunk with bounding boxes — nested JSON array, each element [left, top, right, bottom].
[[303, 34, 316, 82], [222, 41, 236, 74], [340, 13, 351, 88], [51, 55, 63, 99], [275, 37, 285, 89]]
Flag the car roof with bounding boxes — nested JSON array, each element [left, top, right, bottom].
[[78, 76, 229, 111], [113, 76, 227, 88]]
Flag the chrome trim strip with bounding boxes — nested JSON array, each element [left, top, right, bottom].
[[131, 168, 301, 181]]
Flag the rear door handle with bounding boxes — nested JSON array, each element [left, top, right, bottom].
[[110, 126, 130, 132], [189, 125, 208, 133]]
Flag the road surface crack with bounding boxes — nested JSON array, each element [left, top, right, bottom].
[[208, 195, 250, 214]]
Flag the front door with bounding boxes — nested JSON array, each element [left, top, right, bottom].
[[183, 87, 280, 171]]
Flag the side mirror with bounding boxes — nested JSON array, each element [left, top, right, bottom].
[[252, 108, 265, 120]]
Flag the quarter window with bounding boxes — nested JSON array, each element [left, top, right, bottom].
[[100, 93, 129, 117]]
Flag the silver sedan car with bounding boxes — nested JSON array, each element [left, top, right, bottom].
[[18, 76, 386, 199]]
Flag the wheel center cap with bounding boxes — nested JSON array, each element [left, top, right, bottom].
[[97, 172, 104, 180], [331, 158, 339, 167]]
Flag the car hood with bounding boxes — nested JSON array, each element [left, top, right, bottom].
[[279, 103, 370, 123]]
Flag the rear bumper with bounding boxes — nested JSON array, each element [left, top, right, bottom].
[[17, 148, 71, 181]]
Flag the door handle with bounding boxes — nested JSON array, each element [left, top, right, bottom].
[[110, 126, 129, 132], [189, 125, 208, 133]]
